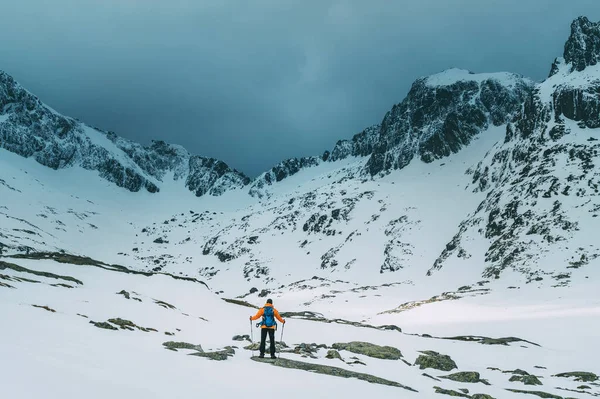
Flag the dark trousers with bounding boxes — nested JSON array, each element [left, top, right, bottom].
[[259, 328, 276, 356]]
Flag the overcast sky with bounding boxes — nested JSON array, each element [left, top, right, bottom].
[[2, 1, 600, 176]]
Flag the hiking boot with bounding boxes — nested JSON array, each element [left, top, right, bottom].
[[258, 354, 265, 358], [270, 355, 277, 359]]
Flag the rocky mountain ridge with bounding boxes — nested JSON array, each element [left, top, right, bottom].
[[1, 60, 534, 199], [0, 72, 249, 196], [1, 16, 599, 288]]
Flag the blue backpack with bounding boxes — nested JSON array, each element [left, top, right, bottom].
[[262, 306, 276, 328]]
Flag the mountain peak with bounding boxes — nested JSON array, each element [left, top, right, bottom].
[[424, 68, 526, 88], [563, 16, 600, 73]]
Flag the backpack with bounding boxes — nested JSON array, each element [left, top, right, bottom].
[[262, 306, 276, 328]]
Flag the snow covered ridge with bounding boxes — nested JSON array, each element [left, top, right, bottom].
[[0, 71, 249, 196], [427, 17, 600, 281], [364, 72, 533, 176], [1, 15, 599, 199]]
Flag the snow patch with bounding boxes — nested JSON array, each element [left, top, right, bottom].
[[425, 68, 527, 88]]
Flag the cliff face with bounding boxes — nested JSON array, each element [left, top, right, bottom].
[[364, 70, 533, 176]]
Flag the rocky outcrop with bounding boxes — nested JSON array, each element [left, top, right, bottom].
[[414, 350, 458, 371], [251, 356, 417, 392], [428, 17, 600, 281], [163, 341, 204, 352], [364, 70, 533, 176], [328, 124, 381, 162], [331, 341, 403, 360], [562, 16, 600, 73], [509, 375, 543, 386], [249, 156, 321, 198], [440, 372, 491, 385], [553, 371, 598, 382]]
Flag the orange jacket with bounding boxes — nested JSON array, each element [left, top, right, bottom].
[[251, 303, 285, 329]]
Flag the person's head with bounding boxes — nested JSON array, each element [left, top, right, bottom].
[[266, 298, 273, 304]]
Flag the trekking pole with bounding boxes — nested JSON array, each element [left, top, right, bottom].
[[250, 319, 254, 357], [279, 322, 285, 358]]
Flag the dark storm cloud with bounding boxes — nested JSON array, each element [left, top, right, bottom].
[[2, 1, 600, 176]]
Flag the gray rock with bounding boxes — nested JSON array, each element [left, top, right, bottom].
[[251, 356, 416, 392], [189, 347, 235, 361], [325, 349, 342, 360], [162, 341, 204, 352], [441, 371, 490, 385], [510, 375, 543, 386], [331, 341, 402, 360], [561, 17, 600, 74], [90, 321, 118, 331], [414, 350, 457, 371]]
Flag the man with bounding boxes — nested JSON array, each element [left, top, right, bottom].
[[250, 298, 285, 358]]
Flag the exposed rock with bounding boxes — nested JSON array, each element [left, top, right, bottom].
[[90, 321, 118, 331], [326, 349, 342, 360], [414, 351, 457, 371], [222, 298, 259, 309], [154, 299, 176, 310], [249, 157, 321, 198], [553, 371, 598, 382], [117, 290, 130, 299], [562, 16, 600, 74], [0, 260, 83, 285], [107, 318, 157, 332], [505, 388, 564, 399], [31, 304, 56, 313], [232, 334, 251, 342], [510, 375, 543, 386], [290, 343, 325, 358], [441, 371, 490, 385], [423, 373, 442, 382], [0, 70, 249, 196], [432, 386, 470, 397], [251, 356, 417, 392], [189, 347, 235, 361], [8, 252, 208, 287], [346, 357, 367, 366], [280, 311, 402, 333], [244, 342, 288, 352], [162, 341, 204, 352], [364, 70, 533, 176], [328, 124, 381, 162], [442, 336, 540, 347], [332, 341, 403, 360]]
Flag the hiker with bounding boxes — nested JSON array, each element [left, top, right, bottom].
[[250, 298, 285, 358]]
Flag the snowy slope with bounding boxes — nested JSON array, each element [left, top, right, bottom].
[[1, 15, 600, 399]]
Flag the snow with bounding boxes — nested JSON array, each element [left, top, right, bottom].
[[425, 68, 527, 88], [0, 113, 9, 123], [3, 115, 599, 398], [539, 58, 600, 102], [1, 254, 598, 399], [2, 39, 600, 398], [82, 125, 159, 185]]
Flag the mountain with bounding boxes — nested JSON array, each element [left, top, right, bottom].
[[2, 16, 600, 399], [0, 64, 532, 200], [0, 72, 250, 196], [1, 16, 599, 286]]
